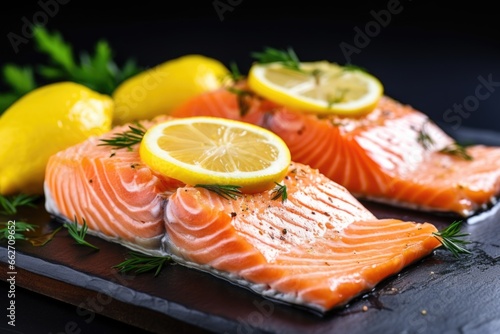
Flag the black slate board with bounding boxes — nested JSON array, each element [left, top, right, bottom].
[[1, 131, 500, 334], [1, 200, 500, 334]]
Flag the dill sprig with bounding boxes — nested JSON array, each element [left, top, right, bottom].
[[0, 221, 37, 241], [416, 119, 435, 149], [195, 184, 243, 200], [229, 61, 244, 82], [226, 86, 254, 97], [251, 47, 301, 71], [271, 182, 288, 202], [113, 251, 172, 277], [343, 63, 368, 73], [0, 194, 39, 215], [63, 217, 99, 250], [327, 89, 348, 107], [439, 142, 473, 161], [432, 220, 471, 258], [227, 86, 256, 117], [98, 122, 146, 150]]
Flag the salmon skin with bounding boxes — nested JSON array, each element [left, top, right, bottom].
[[171, 86, 500, 217], [44, 119, 442, 313]]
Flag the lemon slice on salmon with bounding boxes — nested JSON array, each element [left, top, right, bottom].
[[139, 117, 291, 193], [248, 60, 384, 116]]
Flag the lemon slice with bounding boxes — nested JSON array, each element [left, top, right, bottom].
[[139, 117, 291, 193], [247, 61, 384, 116]]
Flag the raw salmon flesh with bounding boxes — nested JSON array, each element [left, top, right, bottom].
[[171, 85, 500, 217], [44, 117, 443, 313]]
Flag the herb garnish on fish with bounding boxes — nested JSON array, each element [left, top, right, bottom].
[[416, 119, 435, 149], [195, 184, 243, 200], [251, 47, 301, 71], [226, 86, 256, 117], [439, 143, 473, 161], [98, 122, 146, 150], [342, 64, 369, 73], [271, 182, 288, 202], [229, 62, 244, 82]]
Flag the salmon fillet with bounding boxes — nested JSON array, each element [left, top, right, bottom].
[[44, 117, 184, 250], [44, 119, 442, 313], [165, 162, 441, 312], [171, 86, 500, 217]]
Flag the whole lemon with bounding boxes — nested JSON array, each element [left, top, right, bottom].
[[112, 54, 230, 125], [0, 81, 113, 195]]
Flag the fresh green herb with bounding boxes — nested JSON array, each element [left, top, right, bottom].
[[98, 122, 146, 150], [195, 184, 243, 200], [113, 251, 172, 277], [227, 86, 253, 97], [63, 217, 99, 250], [1, 26, 142, 115], [0, 194, 39, 215], [343, 63, 368, 73], [416, 119, 435, 149], [432, 220, 471, 258], [0, 221, 37, 241], [439, 142, 473, 161], [327, 88, 348, 107], [227, 86, 256, 116], [229, 61, 244, 82], [271, 182, 288, 202], [33, 26, 142, 95], [0, 65, 37, 114], [251, 47, 301, 71]]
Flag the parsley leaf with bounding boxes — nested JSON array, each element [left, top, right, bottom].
[[0, 26, 144, 116], [0, 65, 37, 113], [33, 26, 142, 95]]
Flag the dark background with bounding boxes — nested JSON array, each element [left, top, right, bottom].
[[1, 0, 499, 136], [1, 2, 500, 333]]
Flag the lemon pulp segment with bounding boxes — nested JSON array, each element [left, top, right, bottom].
[[248, 61, 383, 116], [140, 117, 291, 193]]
